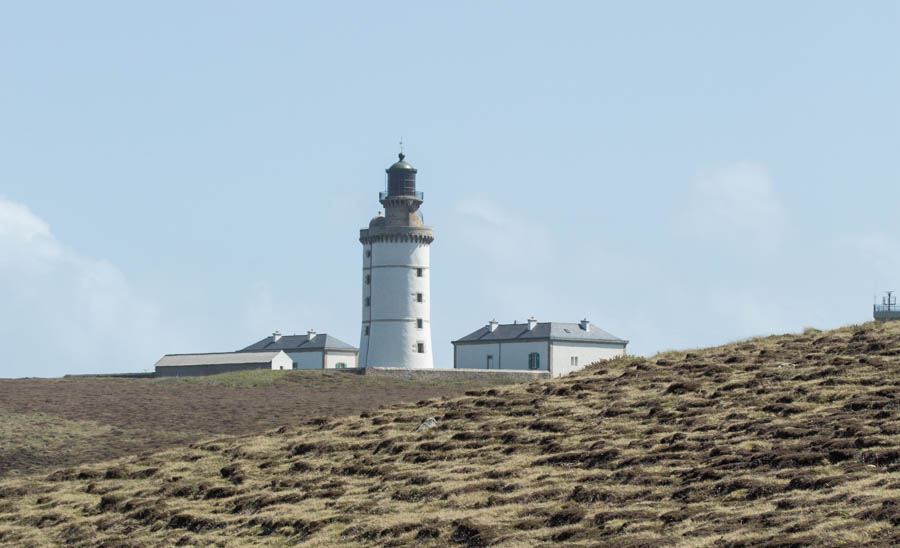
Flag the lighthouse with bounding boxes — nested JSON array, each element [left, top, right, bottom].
[[358, 152, 435, 368]]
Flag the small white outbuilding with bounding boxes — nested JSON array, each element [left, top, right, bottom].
[[154, 350, 293, 377], [452, 318, 628, 378]]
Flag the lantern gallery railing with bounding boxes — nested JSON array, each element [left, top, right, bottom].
[[380, 191, 424, 201], [874, 304, 900, 321]]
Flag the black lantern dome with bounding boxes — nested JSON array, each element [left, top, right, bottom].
[[385, 153, 417, 197]]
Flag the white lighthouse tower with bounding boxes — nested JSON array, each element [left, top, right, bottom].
[[359, 152, 434, 368]]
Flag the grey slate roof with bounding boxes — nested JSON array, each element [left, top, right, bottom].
[[239, 333, 358, 353], [155, 351, 284, 368], [453, 322, 628, 345]]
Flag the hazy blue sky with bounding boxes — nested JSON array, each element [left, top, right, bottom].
[[1, 2, 898, 377]]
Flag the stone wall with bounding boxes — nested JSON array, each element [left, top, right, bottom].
[[359, 367, 549, 381], [154, 363, 269, 378], [64, 372, 157, 379]]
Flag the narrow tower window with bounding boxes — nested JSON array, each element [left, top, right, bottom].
[[366, 249, 371, 258], [416, 293, 423, 303], [364, 326, 369, 336], [365, 274, 371, 285], [417, 318, 423, 328], [365, 297, 371, 307], [416, 268, 423, 277], [417, 342, 425, 353]]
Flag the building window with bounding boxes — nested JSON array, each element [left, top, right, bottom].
[[365, 274, 371, 285], [366, 249, 371, 258], [416, 318, 423, 328], [416, 268, 423, 277], [292, 362, 297, 370], [417, 343, 425, 353], [571, 356, 578, 366], [365, 326, 370, 336], [365, 296, 371, 307], [416, 293, 423, 303], [528, 352, 540, 370], [486, 355, 493, 369], [336, 362, 346, 369]]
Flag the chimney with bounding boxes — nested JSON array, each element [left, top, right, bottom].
[[580, 319, 590, 331], [527, 317, 537, 331], [307, 329, 317, 340], [488, 319, 499, 332], [272, 330, 282, 342]]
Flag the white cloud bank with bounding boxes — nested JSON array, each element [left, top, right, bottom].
[[241, 280, 324, 340], [0, 197, 162, 377], [835, 231, 900, 286], [684, 163, 786, 253], [456, 196, 554, 268], [453, 196, 557, 312]]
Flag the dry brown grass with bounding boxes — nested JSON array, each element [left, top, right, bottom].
[[0, 370, 524, 477], [1, 321, 899, 546]]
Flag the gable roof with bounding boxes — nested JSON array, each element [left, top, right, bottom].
[[239, 333, 358, 353], [452, 322, 628, 345], [155, 351, 285, 368]]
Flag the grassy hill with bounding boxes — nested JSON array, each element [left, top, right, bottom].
[[1, 322, 899, 546], [0, 370, 524, 478]]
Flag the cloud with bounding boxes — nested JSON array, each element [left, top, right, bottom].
[[834, 231, 900, 292], [683, 163, 786, 253], [456, 196, 553, 271], [452, 196, 558, 313], [703, 283, 793, 337], [241, 280, 329, 344], [836, 231, 900, 276], [0, 197, 162, 377], [244, 281, 297, 336]]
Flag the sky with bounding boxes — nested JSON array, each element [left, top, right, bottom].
[[1, 2, 898, 377]]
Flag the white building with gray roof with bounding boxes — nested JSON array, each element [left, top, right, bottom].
[[452, 318, 627, 378], [239, 330, 358, 369], [154, 330, 358, 377], [155, 350, 293, 377]]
